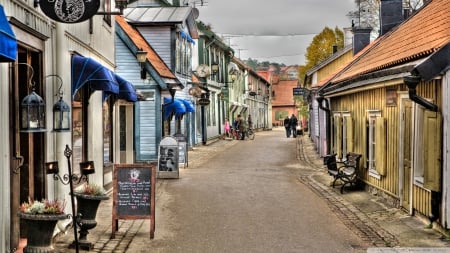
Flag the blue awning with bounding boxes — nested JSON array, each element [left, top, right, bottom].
[[0, 5, 17, 62], [115, 74, 137, 102], [71, 55, 119, 98], [163, 97, 186, 120], [180, 99, 195, 113], [180, 30, 195, 45]]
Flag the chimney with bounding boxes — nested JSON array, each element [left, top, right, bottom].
[[332, 44, 338, 54], [343, 27, 353, 47], [352, 27, 372, 55], [380, 0, 403, 35]]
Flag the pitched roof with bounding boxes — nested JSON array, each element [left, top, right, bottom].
[[123, 7, 198, 38], [333, 0, 450, 83], [115, 15, 177, 80]]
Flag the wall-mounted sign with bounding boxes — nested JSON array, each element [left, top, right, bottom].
[[293, 87, 306, 96], [198, 98, 210, 106], [39, 0, 100, 23]]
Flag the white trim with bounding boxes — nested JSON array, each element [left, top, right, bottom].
[[442, 71, 450, 228]]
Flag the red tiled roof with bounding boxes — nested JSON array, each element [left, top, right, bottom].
[[334, 0, 450, 83], [115, 16, 176, 79]]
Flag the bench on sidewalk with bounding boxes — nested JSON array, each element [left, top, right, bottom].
[[324, 152, 362, 194]]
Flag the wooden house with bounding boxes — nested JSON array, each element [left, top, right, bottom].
[[319, 0, 450, 227]]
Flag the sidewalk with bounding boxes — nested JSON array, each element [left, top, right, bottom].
[[296, 133, 450, 250], [49, 130, 450, 252]]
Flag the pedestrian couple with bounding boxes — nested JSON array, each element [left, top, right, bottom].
[[284, 114, 298, 138]]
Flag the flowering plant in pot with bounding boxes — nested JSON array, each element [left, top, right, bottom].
[[72, 184, 109, 250], [18, 198, 68, 253]]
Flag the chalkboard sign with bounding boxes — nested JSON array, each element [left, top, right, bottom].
[[173, 134, 187, 167], [158, 137, 179, 178], [178, 141, 186, 164], [112, 164, 156, 239]]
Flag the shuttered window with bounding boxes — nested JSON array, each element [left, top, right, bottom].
[[423, 111, 442, 192], [335, 115, 342, 159], [344, 116, 354, 154], [375, 117, 387, 176]]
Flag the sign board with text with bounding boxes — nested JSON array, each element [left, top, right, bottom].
[[112, 163, 156, 239]]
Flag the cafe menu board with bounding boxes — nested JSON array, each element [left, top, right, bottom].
[[112, 164, 156, 239]]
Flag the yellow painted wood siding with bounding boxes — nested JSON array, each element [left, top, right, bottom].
[[329, 79, 441, 213], [413, 185, 431, 217]]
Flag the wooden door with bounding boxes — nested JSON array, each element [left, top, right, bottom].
[[402, 100, 413, 210]]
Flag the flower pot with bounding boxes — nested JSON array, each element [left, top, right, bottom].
[[18, 212, 67, 253], [71, 193, 109, 250]]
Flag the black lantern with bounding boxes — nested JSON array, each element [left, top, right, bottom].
[[20, 63, 46, 132], [21, 89, 46, 132], [136, 49, 148, 80], [53, 97, 70, 131], [47, 74, 71, 132]]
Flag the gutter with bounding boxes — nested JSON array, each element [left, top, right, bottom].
[[403, 75, 438, 112]]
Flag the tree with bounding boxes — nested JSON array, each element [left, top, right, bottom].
[[299, 26, 344, 83]]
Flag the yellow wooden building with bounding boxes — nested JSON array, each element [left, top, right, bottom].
[[319, 0, 450, 227]]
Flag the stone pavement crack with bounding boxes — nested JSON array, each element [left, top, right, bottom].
[[296, 137, 399, 247]]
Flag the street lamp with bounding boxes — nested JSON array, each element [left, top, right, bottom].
[[211, 62, 219, 76], [136, 49, 148, 80]]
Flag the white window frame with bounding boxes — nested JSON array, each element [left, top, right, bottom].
[[413, 103, 425, 185], [332, 111, 350, 161], [367, 110, 382, 179]]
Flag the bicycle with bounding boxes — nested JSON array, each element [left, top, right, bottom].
[[246, 128, 255, 140], [230, 127, 243, 140]]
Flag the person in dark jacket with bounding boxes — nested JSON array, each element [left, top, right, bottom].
[[284, 116, 291, 138], [290, 114, 298, 138]]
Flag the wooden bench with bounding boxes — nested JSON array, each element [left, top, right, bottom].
[[325, 153, 362, 194]]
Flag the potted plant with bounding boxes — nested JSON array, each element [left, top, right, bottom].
[[18, 198, 67, 253], [71, 183, 109, 250]]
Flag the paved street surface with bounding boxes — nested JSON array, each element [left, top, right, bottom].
[[48, 128, 450, 252]]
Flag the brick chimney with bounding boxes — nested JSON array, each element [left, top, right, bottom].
[[352, 27, 372, 55], [380, 0, 404, 35]]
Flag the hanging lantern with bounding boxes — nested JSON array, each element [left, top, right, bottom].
[[20, 89, 46, 132], [53, 97, 70, 132]]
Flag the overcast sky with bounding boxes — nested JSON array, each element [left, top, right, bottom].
[[195, 0, 356, 66]]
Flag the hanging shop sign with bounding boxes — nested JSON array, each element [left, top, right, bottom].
[[198, 98, 210, 106], [39, 0, 100, 23]]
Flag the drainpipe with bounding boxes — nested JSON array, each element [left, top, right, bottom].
[[403, 75, 438, 112]]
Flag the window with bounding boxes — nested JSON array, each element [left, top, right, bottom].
[[103, 101, 112, 163], [367, 110, 386, 179], [332, 112, 353, 160], [175, 32, 192, 76]]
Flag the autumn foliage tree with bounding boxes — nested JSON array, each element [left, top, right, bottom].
[[298, 27, 344, 83]]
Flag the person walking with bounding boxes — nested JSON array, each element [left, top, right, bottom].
[[224, 118, 230, 137], [284, 116, 291, 138], [290, 114, 298, 138], [247, 114, 253, 129], [237, 114, 246, 140]]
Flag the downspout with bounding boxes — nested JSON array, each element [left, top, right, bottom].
[[404, 75, 440, 225], [403, 75, 438, 112]]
